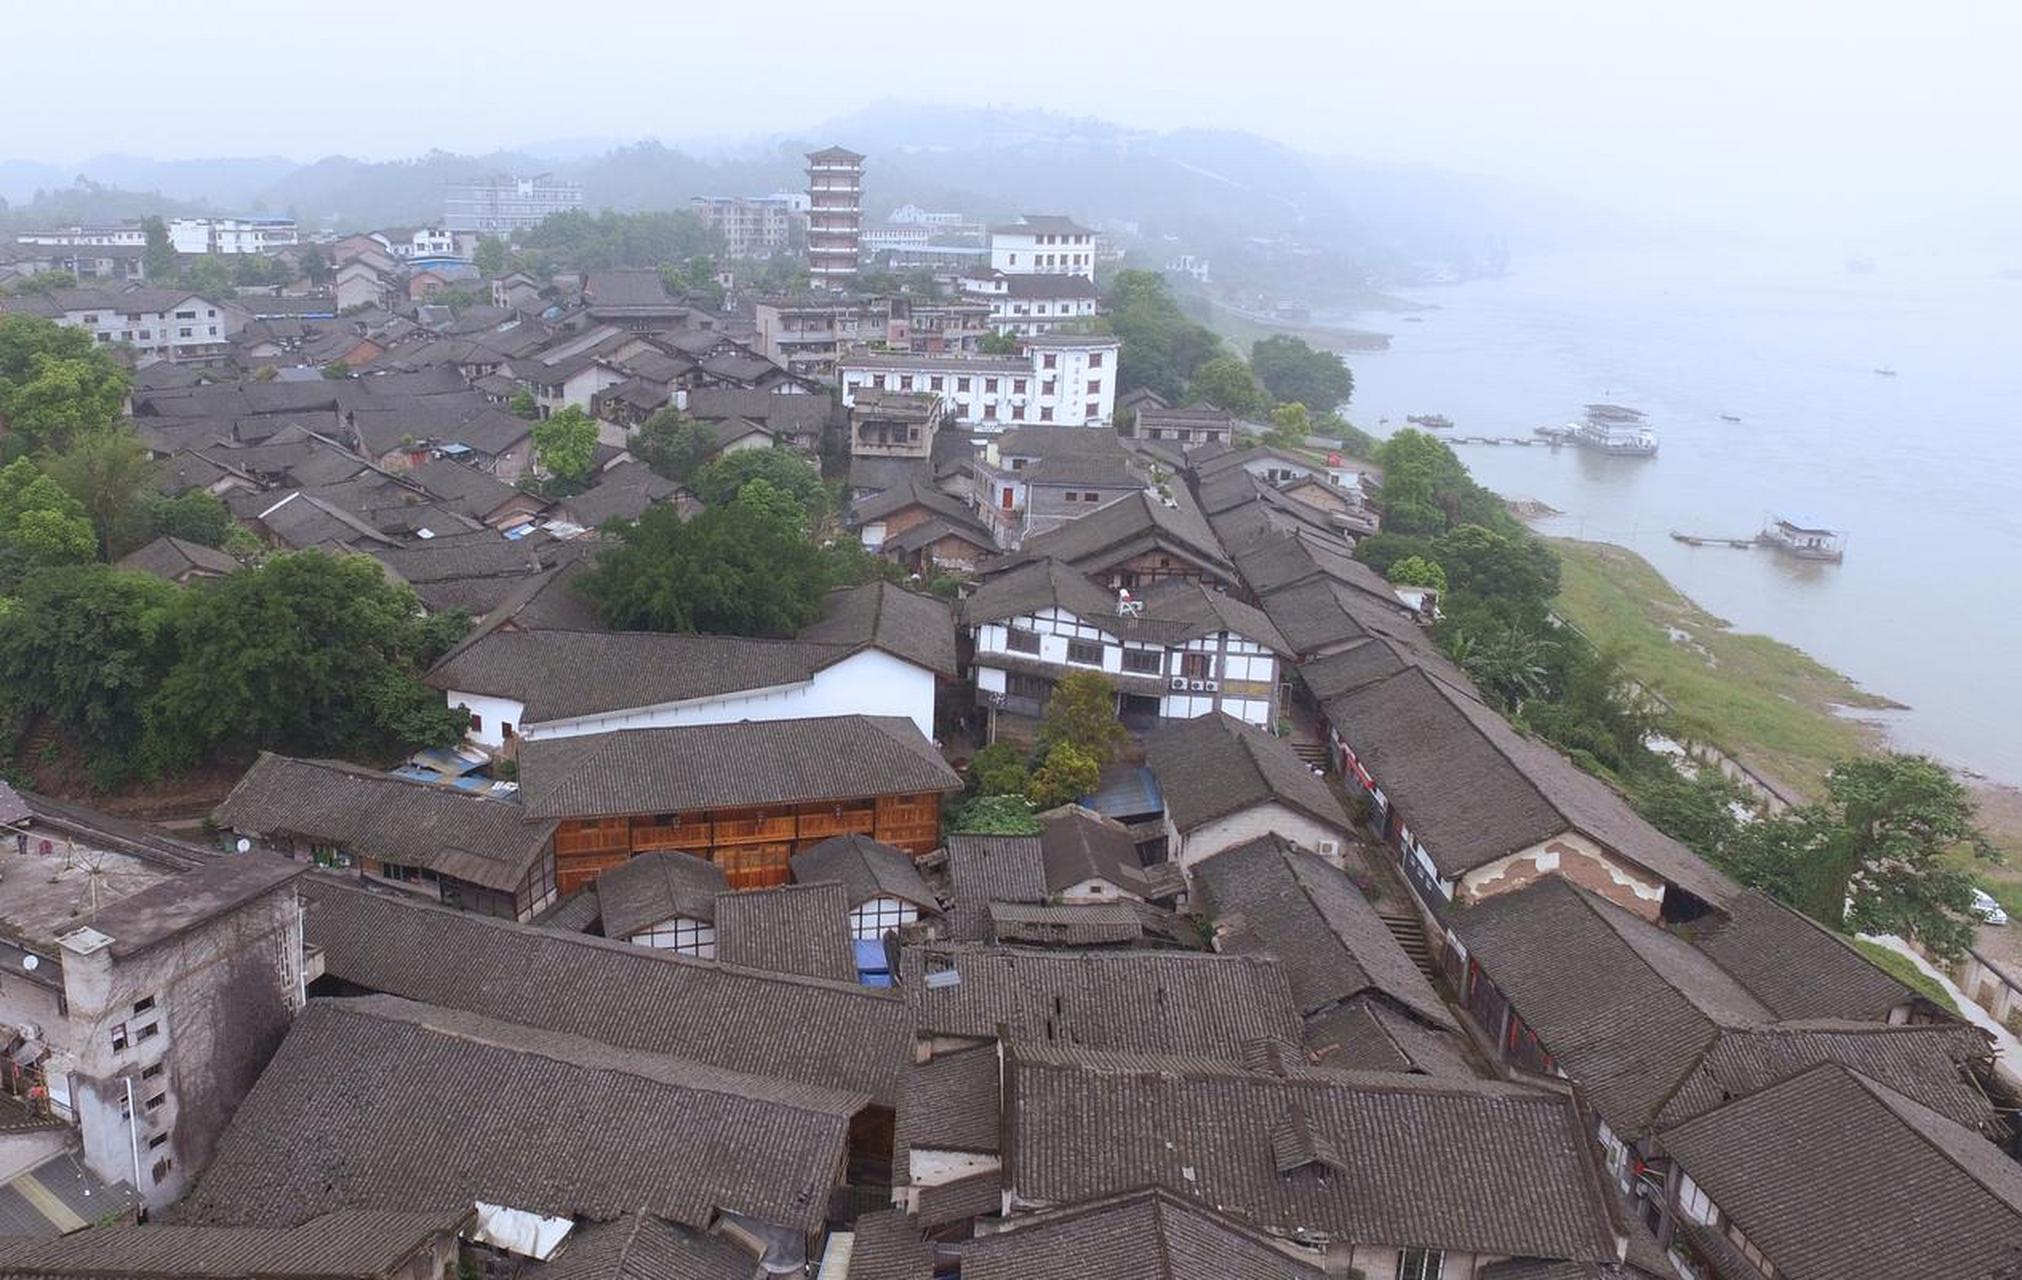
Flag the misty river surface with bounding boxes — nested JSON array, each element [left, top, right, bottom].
[[1329, 247, 2022, 784]]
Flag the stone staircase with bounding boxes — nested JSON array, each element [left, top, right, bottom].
[[1378, 908, 1438, 981], [1290, 740, 1330, 770]]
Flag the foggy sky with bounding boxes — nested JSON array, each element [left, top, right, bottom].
[[7, 0, 2019, 238]]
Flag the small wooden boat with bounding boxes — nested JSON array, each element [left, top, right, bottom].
[[1719, 414, 1742, 423], [1873, 367, 1897, 377]]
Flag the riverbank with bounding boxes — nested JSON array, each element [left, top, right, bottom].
[[1551, 537, 2022, 873], [1549, 538, 1897, 797], [1198, 296, 1397, 354]]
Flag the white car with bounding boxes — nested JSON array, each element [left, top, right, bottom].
[[1971, 888, 2009, 927]]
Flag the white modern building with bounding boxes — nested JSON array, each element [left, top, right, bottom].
[[16, 224, 147, 247], [371, 227, 459, 260], [988, 215, 1097, 279], [0, 287, 240, 361], [959, 271, 1101, 338], [839, 332, 1120, 431], [168, 216, 298, 255], [443, 174, 584, 232]]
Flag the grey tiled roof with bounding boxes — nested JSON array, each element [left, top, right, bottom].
[[176, 996, 863, 1234], [1143, 713, 1348, 836], [797, 580, 961, 679], [983, 901, 1144, 947], [1659, 1063, 2022, 1280], [1036, 806, 1168, 898], [1453, 878, 1774, 1135], [1655, 1020, 1997, 1132], [714, 882, 857, 982], [790, 834, 937, 910], [1302, 996, 1477, 1078], [1193, 835, 1457, 1033], [945, 835, 1048, 905], [960, 1188, 1329, 1280], [0, 1209, 468, 1278], [1002, 1042, 1618, 1263], [527, 1213, 757, 1280], [213, 754, 554, 892], [900, 944, 1303, 1056], [300, 878, 913, 1104], [426, 629, 858, 722], [594, 851, 729, 940], [841, 1212, 934, 1280], [1692, 889, 1913, 1019], [517, 715, 961, 820], [112, 535, 240, 581], [896, 1045, 1002, 1161], [1326, 665, 1736, 907]]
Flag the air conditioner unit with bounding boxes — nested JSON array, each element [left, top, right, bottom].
[[1170, 676, 1189, 691], [1189, 680, 1208, 691], [1316, 839, 1340, 860], [1203, 680, 1219, 692]]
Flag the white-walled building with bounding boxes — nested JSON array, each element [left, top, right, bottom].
[[962, 557, 1290, 733], [988, 215, 1097, 279], [839, 333, 1120, 431], [1144, 713, 1354, 869], [371, 226, 458, 260], [16, 223, 147, 247], [1, 287, 240, 361], [443, 174, 584, 233], [959, 271, 1101, 338], [692, 194, 806, 259], [168, 216, 298, 255]]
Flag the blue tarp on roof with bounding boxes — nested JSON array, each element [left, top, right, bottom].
[[1083, 765, 1164, 822]]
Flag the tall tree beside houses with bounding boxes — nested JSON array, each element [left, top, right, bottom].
[[141, 214, 180, 283], [1037, 670, 1130, 771], [531, 405, 599, 484]]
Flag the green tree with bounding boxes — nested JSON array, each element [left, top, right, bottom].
[[1433, 523, 1560, 606], [144, 490, 234, 547], [473, 235, 510, 278], [321, 361, 351, 380], [1028, 743, 1101, 809], [967, 742, 1030, 797], [182, 255, 234, 298], [1037, 669, 1128, 771], [1444, 621, 1555, 710], [1385, 555, 1447, 591], [580, 502, 833, 637], [43, 426, 156, 558], [532, 405, 599, 483], [952, 793, 1042, 836], [508, 389, 539, 419], [979, 331, 1019, 355], [692, 448, 830, 527], [298, 244, 332, 286], [1106, 269, 1225, 402], [1250, 334, 1353, 412], [1263, 402, 1312, 450], [1715, 754, 1994, 964], [1629, 769, 1744, 861], [141, 216, 180, 283], [1188, 355, 1269, 417], [0, 457, 96, 581], [634, 408, 720, 483], [140, 551, 466, 772], [731, 476, 807, 535], [0, 565, 179, 780], [0, 315, 130, 453]]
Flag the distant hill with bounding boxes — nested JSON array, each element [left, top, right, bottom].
[[0, 103, 1638, 296]]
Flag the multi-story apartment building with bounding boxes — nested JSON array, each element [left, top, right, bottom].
[[20, 217, 297, 255], [839, 333, 1120, 431], [988, 215, 1097, 279], [0, 784, 308, 1211], [805, 146, 864, 289], [960, 271, 1101, 338], [752, 294, 876, 380], [848, 390, 945, 461], [443, 173, 584, 233], [167, 216, 298, 255], [691, 194, 807, 259], [0, 287, 240, 362]]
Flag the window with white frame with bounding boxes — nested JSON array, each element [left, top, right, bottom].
[[1678, 1171, 1716, 1226], [631, 918, 715, 957], [850, 897, 918, 940], [1397, 1251, 1443, 1280]]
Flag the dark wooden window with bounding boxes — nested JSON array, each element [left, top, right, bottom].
[[1066, 638, 1104, 666], [1006, 673, 1051, 701], [1122, 649, 1162, 675], [1005, 627, 1041, 655]]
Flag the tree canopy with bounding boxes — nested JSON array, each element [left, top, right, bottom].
[[1106, 269, 1226, 403], [42, 425, 156, 558], [580, 502, 834, 637], [634, 408, 720, 484], [0, 457, 96, 586], [141, 216, 180, 283], [0, 315, 130, 455], [692, 448, 830, 528], [532, 406, 598, 483], [1250, 334, 1354, 412], [516, 208, 721, 271], [1188, 355, 1270, 417], [1037, 669, 1128, 771], [141, 551, 468, 772]]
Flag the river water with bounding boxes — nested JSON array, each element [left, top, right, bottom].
[[1329, 247, 2022, 784]]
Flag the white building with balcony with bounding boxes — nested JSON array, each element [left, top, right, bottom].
[[839, 333, 1119, 431], [988, 215, 1097, 279], [168, 216, 298, 255]]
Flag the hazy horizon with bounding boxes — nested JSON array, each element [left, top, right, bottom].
[[6, 1, 2020, 246]]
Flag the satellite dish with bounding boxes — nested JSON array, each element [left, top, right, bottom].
[[22, 955, 38, 971], [235, 837, 251, 854]]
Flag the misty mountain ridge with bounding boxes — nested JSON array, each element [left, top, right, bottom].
[[0, 102, 1638, 292]]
